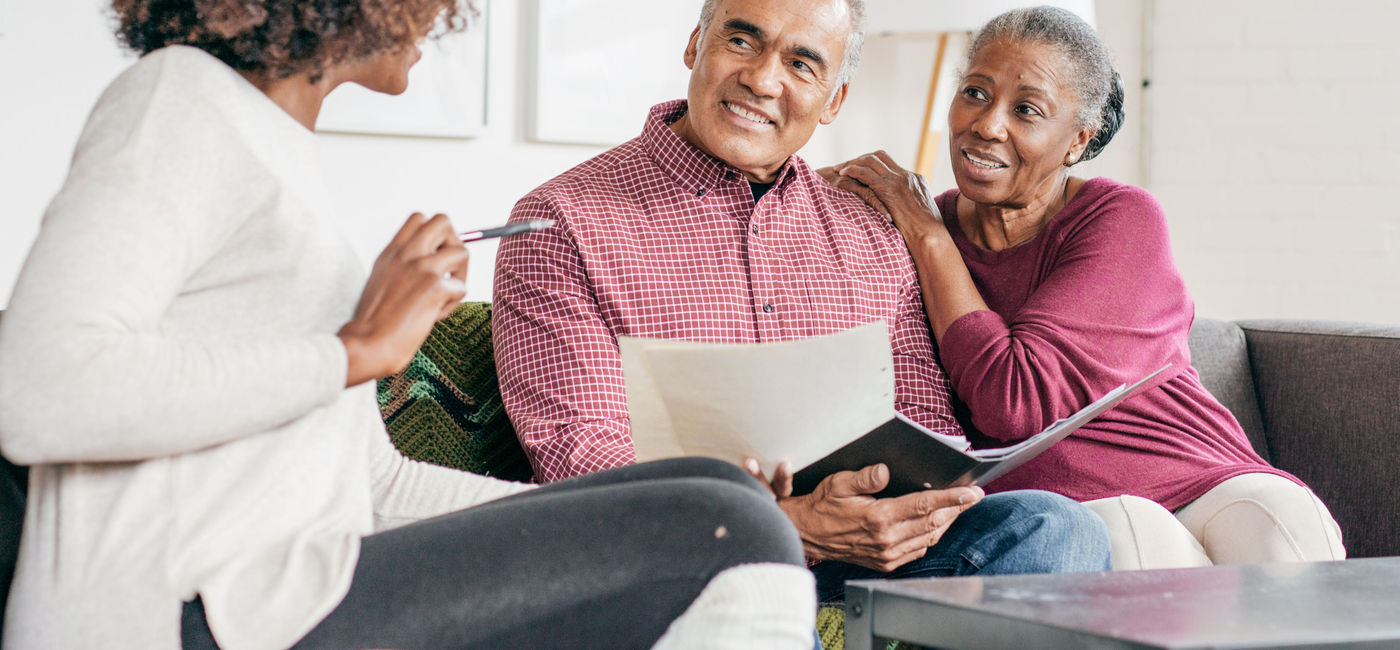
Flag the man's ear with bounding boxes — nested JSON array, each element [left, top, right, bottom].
[[684, 25, 701, 70], [819, 83, 850, 125]]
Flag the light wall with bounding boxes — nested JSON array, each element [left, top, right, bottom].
[[0, 0, 131, 309], [1146, 0, 1400, 323], [0, 0, 619, 304], [314, 1, 618, 299], [2, 0, 1397, 324]]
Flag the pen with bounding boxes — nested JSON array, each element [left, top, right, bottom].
[[459, 219, 556, 243]]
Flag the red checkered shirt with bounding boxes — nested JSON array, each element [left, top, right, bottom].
[[493, 100, 962, 483]]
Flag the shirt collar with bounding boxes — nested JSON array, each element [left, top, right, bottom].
[[641, 100, 802, 198]]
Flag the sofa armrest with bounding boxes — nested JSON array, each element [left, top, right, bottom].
[[1237, 319, 1400, 559], [1188, 318, 1269, 460]]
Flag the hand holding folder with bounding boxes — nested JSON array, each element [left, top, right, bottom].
[[621, 321, 1169, 497]]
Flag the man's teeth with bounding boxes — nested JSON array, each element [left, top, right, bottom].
[[966, 152, 1006, 169], [725, 102, 771, 124]]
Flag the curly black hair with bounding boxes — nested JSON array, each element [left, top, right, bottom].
[[111, 0, 476, 81]]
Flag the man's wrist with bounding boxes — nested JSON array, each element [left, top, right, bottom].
[[777, 494, 828, 564]]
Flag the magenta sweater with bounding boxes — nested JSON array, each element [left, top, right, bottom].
[[935, 178, 1298, 509]]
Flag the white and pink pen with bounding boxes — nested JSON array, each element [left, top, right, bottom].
[[459, 219, 556, 243]]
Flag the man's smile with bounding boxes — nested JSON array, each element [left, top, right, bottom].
[[722, 101, 775, 126]]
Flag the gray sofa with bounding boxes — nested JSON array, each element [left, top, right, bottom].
[[1187, 317, 1400, 559], [0, 312, 1397, 641]]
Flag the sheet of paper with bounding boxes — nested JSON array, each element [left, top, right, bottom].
[[621, 321, 895, 474]]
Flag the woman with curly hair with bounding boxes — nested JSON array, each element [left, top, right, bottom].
[[0, 1, 816, 648]]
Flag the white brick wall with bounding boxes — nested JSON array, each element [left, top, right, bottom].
[[1147, 0, 1400, 323]]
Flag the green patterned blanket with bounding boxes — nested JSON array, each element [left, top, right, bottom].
[[377, 302, 532, 481]]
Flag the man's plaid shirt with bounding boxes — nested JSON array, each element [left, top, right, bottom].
[[493, 100, 961, 483]]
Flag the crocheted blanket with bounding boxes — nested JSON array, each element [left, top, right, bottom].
[[377, 302, 533, 481]]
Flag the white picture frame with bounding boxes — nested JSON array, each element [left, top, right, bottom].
[[317, 2, 489, 138], [527, 0, 697, 146]]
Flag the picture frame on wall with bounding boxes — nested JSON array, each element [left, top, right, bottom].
[[317, 1, 489, 138], [527, 0, 695, 146]]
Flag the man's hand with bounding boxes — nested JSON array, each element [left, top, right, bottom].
[[743, 457, 794, 498], [777, 463, 984, 572]]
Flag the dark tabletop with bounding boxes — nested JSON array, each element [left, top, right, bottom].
[[847, 558, 1400, 649]]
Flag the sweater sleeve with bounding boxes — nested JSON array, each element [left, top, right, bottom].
[[491, 194, 637, 482], [938, 186, 1189, 442], [0, 55, 347, 464], [366, 407, 535, 531]]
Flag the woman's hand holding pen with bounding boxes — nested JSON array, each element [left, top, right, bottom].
[[338, 213, 469, 388]]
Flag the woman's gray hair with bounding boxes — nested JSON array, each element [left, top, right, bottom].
[[697, 0, 866, 90], [967, 5, 1125, 162]]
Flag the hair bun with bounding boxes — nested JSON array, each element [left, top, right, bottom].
[[1080, 71, 1125, 163]]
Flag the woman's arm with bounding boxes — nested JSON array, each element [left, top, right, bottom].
[[367, 412, 535, 532], [0, 194, 468, 467], [0, 68, 466, 465], [0, 131, 348, 465], [826, 151, 988, 341], [829, 154, 1186, 442], [932, 202, 1187, 441]]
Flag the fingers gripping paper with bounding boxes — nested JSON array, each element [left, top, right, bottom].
[[621, 321, 895, 476], [622, 321, 1170, 497]]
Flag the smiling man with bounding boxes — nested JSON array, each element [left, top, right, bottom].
[[493, 0, 1112, 605]]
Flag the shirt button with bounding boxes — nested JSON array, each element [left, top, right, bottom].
[[762, 303, 774, 314], [696, 188, 706, 197], [751, 224, 760, 235]]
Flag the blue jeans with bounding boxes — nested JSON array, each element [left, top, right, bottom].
[[811, 490, 1111, 604]]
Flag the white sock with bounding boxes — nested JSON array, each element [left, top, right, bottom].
[[651, 563, 816, 650]]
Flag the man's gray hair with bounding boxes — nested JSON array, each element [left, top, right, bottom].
[[697, 0, 866, 90], [966, 5, 1126, 162]]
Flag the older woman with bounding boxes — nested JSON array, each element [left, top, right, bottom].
[[0, 1, 817, 648], [825, 6, 1343, 570]]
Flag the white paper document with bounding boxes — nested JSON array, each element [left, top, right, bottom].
[[622, 321, 1169, 495], [623, 320, 943, 474]]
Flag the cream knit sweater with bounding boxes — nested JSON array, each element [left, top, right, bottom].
[[0, 46, 531, 649]]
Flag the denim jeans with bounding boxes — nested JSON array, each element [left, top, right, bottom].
[[811, 490, 1112, 604]]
